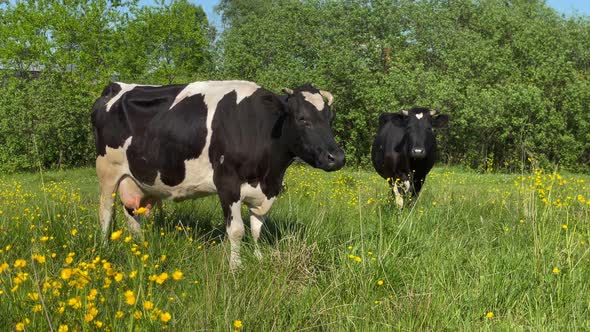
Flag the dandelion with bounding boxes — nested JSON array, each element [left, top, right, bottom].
[[561, 224, 568, 230], [552, 267, 560, 274], [116, 311, 124, 318], [354, 256, 362, 263], [135, 207, 148, 215], [233, 320, 243, 329], [160, 312, 172, 323], [110, 230, 123, 241], [15, 323, 25, 331], [377, 279, 384, 286], [133, 311, 143, 319], [486, 311, 494, 319]]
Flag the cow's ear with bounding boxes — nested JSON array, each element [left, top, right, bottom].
[[432, 114, 449, 128], [379, 113, 405, 127]]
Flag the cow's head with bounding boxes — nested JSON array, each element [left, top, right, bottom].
[[387, 107, 449, 159], [281, 84, 345, 171]]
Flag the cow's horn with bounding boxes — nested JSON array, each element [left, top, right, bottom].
[[430, 109, 439, 116], [282, 88, 294, 95], [401, 109, 409, 116], [319, 90, 334, 106]]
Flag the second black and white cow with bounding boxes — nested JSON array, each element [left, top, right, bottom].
[[91, 81, 345, 270], [371, 107, 449, 207]]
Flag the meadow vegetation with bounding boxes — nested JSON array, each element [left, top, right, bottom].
[[1, 164, 589, 330]]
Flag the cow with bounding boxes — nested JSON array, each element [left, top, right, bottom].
[[371, 107, 449, 207], [91, 81, 345, 270]]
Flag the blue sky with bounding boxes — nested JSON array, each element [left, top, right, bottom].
[[546, 0, 590, 16]]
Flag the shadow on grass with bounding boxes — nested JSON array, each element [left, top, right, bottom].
[[149, 201, 307, 247]]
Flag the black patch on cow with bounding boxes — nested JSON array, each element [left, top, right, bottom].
[[91, 83, 186, 156], [92, 83, 128, 155], [127, 93, 208, 186], [210, 88, 292, 202]]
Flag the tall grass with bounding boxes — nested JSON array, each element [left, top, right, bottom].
[[0, 165, 589, 331]]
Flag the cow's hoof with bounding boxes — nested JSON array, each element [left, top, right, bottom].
[[254, 248, 263, 260], [230, 257, 242, 273]]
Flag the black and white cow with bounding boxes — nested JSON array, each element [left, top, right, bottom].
[[371, 107, 449, 207], [91, 81, 345, 270]]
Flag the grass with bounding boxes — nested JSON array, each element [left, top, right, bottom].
[[0, 164, 589, 331]]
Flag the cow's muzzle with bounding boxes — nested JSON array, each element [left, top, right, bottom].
[[410, 148, 427, 159], [319, 149, 346, 171]]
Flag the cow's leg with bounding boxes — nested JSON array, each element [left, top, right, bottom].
[[225, 200, 245, 271], [392, 181, 404, 208], [217, 177, 244, 271], [249, 213, 264, 260], [122, 207, 143, 239], [96, 159, 122, 243]]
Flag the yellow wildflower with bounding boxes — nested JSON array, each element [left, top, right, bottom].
[[172, 270, 183, 281], [124, 290, 136, 305], [143, 301, 154, 310], [110, 230, 123, 241], [486, 311, 494, 318], [160, 312, 172, 323], [14, 259, 26, 268], [60, 268, 73, 280], [32, 254, 46, 264], [233, 320, 243, 328]]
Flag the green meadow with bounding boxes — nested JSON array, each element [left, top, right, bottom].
[[1, 165, 589, 331]]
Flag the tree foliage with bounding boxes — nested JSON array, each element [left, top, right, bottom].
[[0, 0, 213, 172], [0, 0, 589, 172], [217, 0, 590, 171]]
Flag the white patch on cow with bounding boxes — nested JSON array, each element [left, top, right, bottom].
[[403, 180, 411, 193], [393, 183, 404, 208], [415, 113, 424, 119], [105, 83, 137, 112], [301, 91, 325, 111], [169, 80, 260, 110], [241, 183, 275, 216], [220, 155, 224, 165], [227, 201, 245, 271]]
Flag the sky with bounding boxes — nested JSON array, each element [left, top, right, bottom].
[[546, 0, 590, 16]]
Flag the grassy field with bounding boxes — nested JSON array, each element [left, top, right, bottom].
[[0, 164, 589, 331]]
